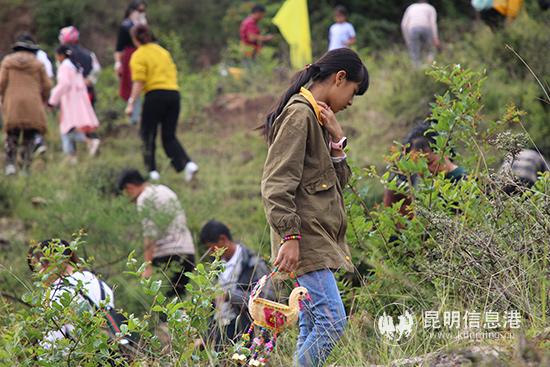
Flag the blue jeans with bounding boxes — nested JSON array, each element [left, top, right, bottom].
[[296, 269, 347, 367], [61, 130, 87, 155]]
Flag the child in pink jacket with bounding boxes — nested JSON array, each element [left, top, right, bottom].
[[49, 45, 100, 162]]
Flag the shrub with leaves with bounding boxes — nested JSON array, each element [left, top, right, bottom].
[[347, 64, 549, 331], [0, 237, 224, 366], [0, 237, 123, 366], [123, 249, 224, 366]]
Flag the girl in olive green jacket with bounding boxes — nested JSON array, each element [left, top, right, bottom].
[[261, 48, 369, 366]]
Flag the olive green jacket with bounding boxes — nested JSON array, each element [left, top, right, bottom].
[[261, 94, 353, 276]]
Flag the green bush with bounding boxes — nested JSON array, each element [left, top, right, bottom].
[[377, 15, 549, 154], [346, 65, 549, 332], [0, 237, 224, 365], [443, 15, 550, 154]]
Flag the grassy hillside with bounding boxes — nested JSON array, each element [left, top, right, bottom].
[[0, 9, 549, 366]]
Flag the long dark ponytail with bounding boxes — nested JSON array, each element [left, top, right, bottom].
[[55, 45, 83, 73], [265, 48, 369, 134]]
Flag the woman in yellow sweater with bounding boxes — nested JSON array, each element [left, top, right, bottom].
[[126, 24, 198, 182], [478, 0, 524, 29]]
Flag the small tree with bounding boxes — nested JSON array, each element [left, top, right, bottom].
[[347, 64, 549, 330]]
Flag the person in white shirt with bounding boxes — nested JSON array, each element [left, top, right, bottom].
[[118, 169, 196, 298], [328, 6, 356, 51], [27, 239, 116, 349], [401, 0, 441, 67], [36, 49, 54, 79], [199, 220, 273, 344]]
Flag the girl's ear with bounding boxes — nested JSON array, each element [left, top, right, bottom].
[[335, 70, 347, 86]]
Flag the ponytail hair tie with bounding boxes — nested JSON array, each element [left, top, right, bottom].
[[306, 63, 320, 75]]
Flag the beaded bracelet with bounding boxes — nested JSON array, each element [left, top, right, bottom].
[[282, 234, 302, 242]]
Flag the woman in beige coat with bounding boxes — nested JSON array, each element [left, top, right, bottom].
[[0, 38, 51, 175]]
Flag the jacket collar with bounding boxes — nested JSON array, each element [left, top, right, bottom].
[[299, 87, 322, 124]]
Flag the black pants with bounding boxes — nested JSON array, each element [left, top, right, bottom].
[[480, 8, 505, 30], [5, 128, 39, 168], [152, 254, 195, 298], [140, 90, 191, 172], [87, 85, 96, 108]]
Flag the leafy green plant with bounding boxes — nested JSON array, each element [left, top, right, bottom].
[[346, 64, 549, 343], [0, 236, 224, 366]]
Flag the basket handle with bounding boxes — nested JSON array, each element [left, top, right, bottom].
[[250, 267, 279, 301], [250, 275, 267, 301]]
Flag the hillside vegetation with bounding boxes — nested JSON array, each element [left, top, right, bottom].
[[0, 1, 549, 366]]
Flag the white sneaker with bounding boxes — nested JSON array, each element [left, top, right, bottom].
[[33, 135, 47, 156], [5, 164, 16, 176], [88, 139, 101, 157], [149, 170, 161, 181], [34, 144, 47, 156], [183, 162, 198, 182]]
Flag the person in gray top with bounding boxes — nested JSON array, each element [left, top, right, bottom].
[[118, 168, 196, 298], [401, 1, 441, 67], [501, 149, 548, 194]]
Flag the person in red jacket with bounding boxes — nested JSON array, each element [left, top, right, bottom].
[[239, 4, 273, 59], [115, 0, 148, 124]]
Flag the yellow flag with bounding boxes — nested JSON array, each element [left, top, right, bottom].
[[273, 0, 312, 69]]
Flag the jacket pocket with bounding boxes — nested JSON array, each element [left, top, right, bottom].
[[303, 168, 338, 195]]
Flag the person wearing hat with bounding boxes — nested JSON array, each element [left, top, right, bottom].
[[16, 33, 53, 157], [58, 26, 101, 108], [17, 33, 54, 79], [0, 35, 51, 175]]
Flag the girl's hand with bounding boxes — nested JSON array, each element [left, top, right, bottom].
[[125, 102, 134, 117], [274, 239, 300, 273], [114, 61, 122, 75], [318, 101, 344, 141]]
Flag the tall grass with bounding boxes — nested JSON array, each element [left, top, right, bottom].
[[1, 13, 549, 366]]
